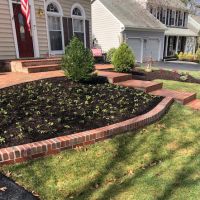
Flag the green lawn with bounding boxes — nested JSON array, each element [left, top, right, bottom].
[[155, 80, 200, 98], [1, 80, 200, 200]]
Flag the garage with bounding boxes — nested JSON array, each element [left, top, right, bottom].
[[127, 37, 161, 63], [127, 38, 142, 63], [143, 38, 160, 62]]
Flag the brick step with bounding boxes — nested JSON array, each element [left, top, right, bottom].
[[22, 58, 62, 67], [116, 80, 163, 93], [97, 71, 132, 83], [149, 89, 197, 105], [186, 99, 200, 110], [23, 64, 61, 73]]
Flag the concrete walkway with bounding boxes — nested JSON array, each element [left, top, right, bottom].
[[0, 71, 64, 89]]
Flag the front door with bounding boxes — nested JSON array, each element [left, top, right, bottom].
[[13, 3, 34, 58]]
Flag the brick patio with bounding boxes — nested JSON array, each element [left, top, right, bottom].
[[0, 71, 64, 89]]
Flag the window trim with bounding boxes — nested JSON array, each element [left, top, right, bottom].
[[71, 3, 86, 47], [46, 0, 64, 55]]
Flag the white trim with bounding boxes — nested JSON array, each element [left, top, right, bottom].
[[175, 36, 179, 53], [45, 0, 65, 55], [9, 0, 39, 58], [71, 3, 86, 47], [165, 36, 169, 57], [9, 0, 19, 58], [29, 0, 40, 57]]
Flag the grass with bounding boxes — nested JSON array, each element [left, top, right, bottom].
[[1, 76, 200, 200], [155, 80, 200, 98], [1, 103, 200, 200]]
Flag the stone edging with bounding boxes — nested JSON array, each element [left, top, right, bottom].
[[0, 97, 174, 165]]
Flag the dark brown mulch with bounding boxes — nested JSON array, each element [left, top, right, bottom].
[[133, 68, 200, 84], [0, 77, 162, 148]]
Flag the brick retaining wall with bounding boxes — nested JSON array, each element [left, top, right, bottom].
[[0, 97, 173, 165]]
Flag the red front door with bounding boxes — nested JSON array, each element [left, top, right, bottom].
[[13, 3, 34, 58]]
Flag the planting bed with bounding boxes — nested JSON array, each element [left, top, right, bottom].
[[0, 77, 162, 148], [133, 68, 200, 84]]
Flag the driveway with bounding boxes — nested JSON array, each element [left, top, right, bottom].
[[141, 61, 200, 71], [0, 173, 38, 200]]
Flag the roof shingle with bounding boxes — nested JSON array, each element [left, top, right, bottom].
[[99, 0, 166, 30]]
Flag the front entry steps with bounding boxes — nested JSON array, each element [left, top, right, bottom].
[[116, 80, 163, 93], [10, 58, 62, 73], [97, 70, 132, 83], [149, 89, 197, 105]]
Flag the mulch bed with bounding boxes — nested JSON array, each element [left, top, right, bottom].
[[133, 68, 200, 84], [0, 77, 162, 148]]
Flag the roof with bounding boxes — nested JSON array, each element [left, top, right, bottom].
[[99, 0, 166, 31], [147, 0, 188, 11], [190, 14, 200, 25], [165, 27, 198, 37]]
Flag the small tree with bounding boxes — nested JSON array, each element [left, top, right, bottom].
[[62, 37, 95, 82], [106, 48, 117, 63], [112, 43, 135, 73]]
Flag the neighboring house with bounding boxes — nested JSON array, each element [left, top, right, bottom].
[[143, 0, 198, 58], [92, 0, 198, 63], [92, 0, 166, 63], [189, 14, 200, 48], [0, 0, 91, 61]]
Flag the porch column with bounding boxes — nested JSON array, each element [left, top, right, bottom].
[[175, 36, 179, 54], [165, 36, 169, 57]]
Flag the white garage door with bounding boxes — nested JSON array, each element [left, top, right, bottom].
[[143, 38, 160, 62], [127, 38, 142, 63]]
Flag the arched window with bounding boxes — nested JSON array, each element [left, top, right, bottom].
[[71, 4, 86, 46], [72, 7, 82, 16], [47, 3, 59, 13], [46, 0, 64, 53]]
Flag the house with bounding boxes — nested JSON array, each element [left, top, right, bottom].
[[188, 14, 200, 48], [142, 0, 198, 58], [92, 0, 198, 63], [92, 0, 166, 63], [0, 0, 91, 61]]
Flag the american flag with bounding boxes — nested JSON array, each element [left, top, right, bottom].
[[20, 0, 31, 31]]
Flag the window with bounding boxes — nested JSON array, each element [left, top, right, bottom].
[[170, 10, 175, 26], [178, 11, 183, 26], [161, 9, 166, 24], [47, 3, 59, 13], [46, 1, 63, 52], [157, 7, 160, 20], [71, 5, 86, 46]]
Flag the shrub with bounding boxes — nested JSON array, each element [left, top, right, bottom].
[[112, 43, 135, 72], [106, 48, 117, 63], [62, 37, 95, 82], [185, 53, 194, 61], [178, 52, 196, 62], [178, 52, 184, 60], [196, 48, 200, 62]]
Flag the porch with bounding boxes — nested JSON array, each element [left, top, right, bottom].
[[163, 28, 198, 58]]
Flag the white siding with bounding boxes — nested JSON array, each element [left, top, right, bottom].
[[0, 0, 16, 60], [92, 0, 123, 52]]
